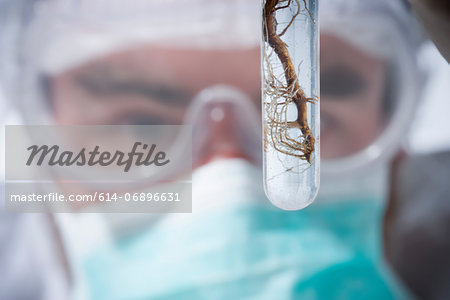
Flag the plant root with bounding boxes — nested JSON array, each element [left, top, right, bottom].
[[263, 0, 317, 163]]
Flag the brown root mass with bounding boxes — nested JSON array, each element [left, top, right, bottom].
[[263, 0, 316, 163]]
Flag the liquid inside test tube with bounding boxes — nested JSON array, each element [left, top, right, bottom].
[[261, 0, 320, 210]]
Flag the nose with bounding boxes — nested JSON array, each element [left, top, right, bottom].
[[186, 86, 262, 168]]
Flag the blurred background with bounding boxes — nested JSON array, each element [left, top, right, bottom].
[[0, 0, 449, 299]]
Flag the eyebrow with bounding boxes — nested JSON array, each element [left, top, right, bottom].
[[75, 66, 190, 106]]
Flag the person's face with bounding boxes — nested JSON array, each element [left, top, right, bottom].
[[320, 34, 388, 159], [48, 33, 389, 165], [49, 45, 261, 166], [50, 45, 260, 125]]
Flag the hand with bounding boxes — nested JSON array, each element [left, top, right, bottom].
[[409, 0, 450, 62]]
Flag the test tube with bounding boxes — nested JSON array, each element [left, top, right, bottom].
[[261, 0, 319, 210]]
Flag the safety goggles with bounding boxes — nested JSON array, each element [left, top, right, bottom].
[[9, 0, 421, 181]]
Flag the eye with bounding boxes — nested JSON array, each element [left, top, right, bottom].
[[115, 113, 169, 126], [321, 67, 367, 99]]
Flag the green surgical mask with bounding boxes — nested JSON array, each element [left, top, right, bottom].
[[79, 159, 412, 300]]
